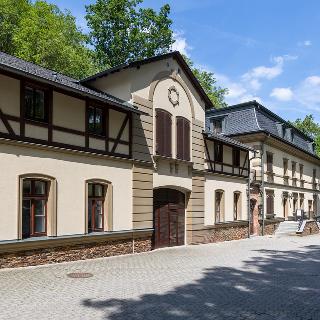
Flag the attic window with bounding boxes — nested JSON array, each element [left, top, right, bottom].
[[211, 119, 222, 134]]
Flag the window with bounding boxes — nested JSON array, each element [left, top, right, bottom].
[[88, 106, 105, 136], [299, 164, 304, 180], [266, 152, 273, 172], [156, 109, 172, 157], [176, 117, 190, 161], [232, 148, 240, 167], [211, 119, 222, 134], [88, 183, 105, 232], [293, 196, 298, 213], [233, 192, 241, 220], [266, 190, 274, 216], [215, 190, 224, 223], [22, 179, 47, 238], [292, 161, 296, 178], [283, 158, 288, 176], [214, 142, 223, 163], [24, 85, 48, 122], [299, 194, 304, 210]]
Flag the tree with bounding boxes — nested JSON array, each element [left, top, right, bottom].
[[183, 55, 228, 109], [0, 0, 97, 79], [85, 0, 174, 69], [0, 0, 30, 54], [290, 115, 320, 156]]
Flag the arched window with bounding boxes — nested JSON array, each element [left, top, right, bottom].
[[85, 179, 113, 233], [155, 109, 172, 157], [19, 174, 57, 239], [176, 116, 190, 161], [233, 191, 242, 220], [215, 190, 225, 223]]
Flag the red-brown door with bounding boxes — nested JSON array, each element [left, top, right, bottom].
[[153, 188, 185, 249]]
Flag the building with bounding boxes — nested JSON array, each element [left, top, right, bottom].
[[0, 51, 253, 268], [206, 101, 320, 235]]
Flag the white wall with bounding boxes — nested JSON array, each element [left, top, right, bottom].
[[205, 174, 248, 225], [0, 143, 133, 241]]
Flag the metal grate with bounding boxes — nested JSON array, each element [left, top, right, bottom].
[[67, 272, 93, 279]]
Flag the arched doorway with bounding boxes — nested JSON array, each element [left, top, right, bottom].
[[153, 188, 185, 249]]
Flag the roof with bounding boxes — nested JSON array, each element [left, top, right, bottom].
[[80, 51, 214, 109], [0, 51, 142, 114], [203, 131, 254, 152], [206, 100, 316, 155]]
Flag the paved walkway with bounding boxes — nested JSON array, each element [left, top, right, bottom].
[[1, 235, 320, 320]]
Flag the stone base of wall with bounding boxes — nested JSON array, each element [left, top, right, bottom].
[[297, 221, 319, 236], [258, 219, 281, 236], [0, 236, 152, 269], [190, 221, 249, 244]]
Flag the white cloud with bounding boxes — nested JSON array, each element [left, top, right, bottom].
[[294, 76, 320, 111], [298, 40, 312, 47], [270, 87, 293, 101], [172, 31, 192, 56], [242, 55, 297, 84]]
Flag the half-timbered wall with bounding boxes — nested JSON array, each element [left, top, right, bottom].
[[0, 72, 131, 159], [204, 138, 249, 178]]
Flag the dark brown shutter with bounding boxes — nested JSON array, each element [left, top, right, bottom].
[[165, 112, 172, 157], [176, 117, 190, 161], [176, 117, 183, 159], [156, 109, 172, 157]]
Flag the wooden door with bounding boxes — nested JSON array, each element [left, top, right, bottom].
[[153, 189, 185, 249]]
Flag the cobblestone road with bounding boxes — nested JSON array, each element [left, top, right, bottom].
[[1, 235, 320, 320]]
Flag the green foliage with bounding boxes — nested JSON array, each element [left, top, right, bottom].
[[0, 0, 97, 79], [0, 0, 30, 54], [85, 0, 174, 68], [290, 115, 320, 156], [183, 55, 228, 109]]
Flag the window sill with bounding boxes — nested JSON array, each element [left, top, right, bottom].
[[153, 154, 193, 165], [25, 118, 48, 127]]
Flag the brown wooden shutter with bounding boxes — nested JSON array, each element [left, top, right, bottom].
[[156, 109, 172, 157], [176, 117, 190, 161], [176, 117, 183, 159]]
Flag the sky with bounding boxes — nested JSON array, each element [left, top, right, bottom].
[[48, 0, 320, 122]]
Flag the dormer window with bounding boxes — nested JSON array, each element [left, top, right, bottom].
[[211, 119, 222, 134]]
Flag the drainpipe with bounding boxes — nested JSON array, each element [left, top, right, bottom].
[[247, 151, 258, 238], [261, 142, 265, 236], [260, 133, 273, 236]]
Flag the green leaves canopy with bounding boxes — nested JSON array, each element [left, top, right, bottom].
[[0, 0, 97, 79], [85, 0, 174, 69], [290, 115, 320, 156]]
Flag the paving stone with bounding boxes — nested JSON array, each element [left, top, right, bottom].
[[0, 235, 320, 319]]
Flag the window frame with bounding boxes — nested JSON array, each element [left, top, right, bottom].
[[88, 183, 105, 233], [211, 119, 223, 134], [215, 190, 224, 223], [22, 179, 48, 238], [266, 152, 273, 173], [23, 82, 49, 123], [233, 191, 241, 220], [232, 148, 240, 167], [155, 108, 172, 158], [176, 116, 190, 161], [266, 190, 274, 216], [87, 104, 106, 137], [214, 142, 223, 163]]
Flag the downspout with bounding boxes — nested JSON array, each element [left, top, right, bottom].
[[247, 150, 257, 238], [261, 142, 265, 236], [260, 134, 270, 236]]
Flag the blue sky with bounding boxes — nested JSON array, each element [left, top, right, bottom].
[[48, 0, 320, 122]]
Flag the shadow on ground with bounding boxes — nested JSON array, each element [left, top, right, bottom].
[[82, 244, 320, 319]]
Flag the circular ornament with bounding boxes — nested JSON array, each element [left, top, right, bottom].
[[168, 86, 179, 106]]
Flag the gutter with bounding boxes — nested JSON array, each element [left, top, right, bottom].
[[0, 65, 145, 115]]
